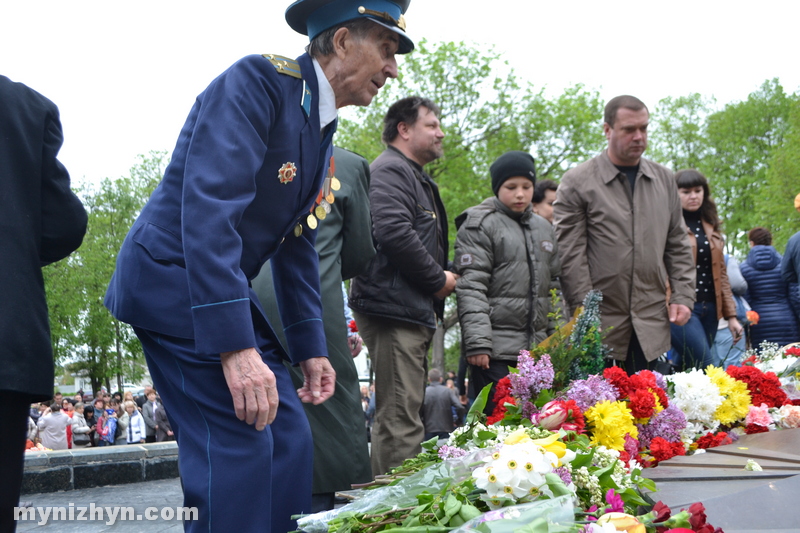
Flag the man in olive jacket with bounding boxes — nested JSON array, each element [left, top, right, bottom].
[[0, 75, 87, 530], [349, 96, 457, 477], [554, 95, 694, 373], [253, 146, 374, 511]]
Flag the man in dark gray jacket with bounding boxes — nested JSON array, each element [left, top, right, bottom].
[[421, 369, 463, 440], [350, 96, 456, 477]]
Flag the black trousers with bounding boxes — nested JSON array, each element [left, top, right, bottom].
[[469, 359, 517, 416], [0, 391, 33, 533]]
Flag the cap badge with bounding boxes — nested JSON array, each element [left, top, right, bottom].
[[278, 162, 297, 184], [357, 6, 406, 31]]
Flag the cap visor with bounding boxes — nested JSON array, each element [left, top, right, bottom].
[[369, 18, 414, 53]]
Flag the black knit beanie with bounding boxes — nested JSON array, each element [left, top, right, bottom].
[[490, 151, 536, 195]]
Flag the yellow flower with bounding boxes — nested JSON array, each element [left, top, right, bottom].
[[596, 512, 646, 533], [706, 366, 751, 424], [585, 401, 638, 451], [530, 432, 567, 460], [504, 428, 532, 445]]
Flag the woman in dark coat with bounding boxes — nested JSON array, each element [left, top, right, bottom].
[[740, 227, 800, 348]]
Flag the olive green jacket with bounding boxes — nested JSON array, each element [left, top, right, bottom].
[[252, 147, 374, 492]]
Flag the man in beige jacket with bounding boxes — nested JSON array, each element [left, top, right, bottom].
[[554, 95, 695, 373]]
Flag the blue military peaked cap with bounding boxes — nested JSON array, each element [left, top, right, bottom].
[[285, 0, 413, 54]]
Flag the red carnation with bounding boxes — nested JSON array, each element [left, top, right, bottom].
[[695, 431, 732, 450], [603, 366, 632, 398], [649, 437, 685, 464], [652, 501, 671, 522], [487, 377, 515, 424], [629, 388, 657, 419], [348, 319, 358, 333], [727, 365, 790, 407], [745, 423, 769, 434]]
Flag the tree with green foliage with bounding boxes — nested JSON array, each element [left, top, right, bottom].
[[337, 39, 606, 251], [700, 79, 798, 256], [759, 98, 800, 251], [648, 93, 716, 171], [44, 151, 166, 393]]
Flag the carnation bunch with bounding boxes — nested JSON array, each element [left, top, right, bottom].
[[726, 364, 790, 408]]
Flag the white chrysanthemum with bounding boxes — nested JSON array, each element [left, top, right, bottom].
[[668, 369, 724, 428]]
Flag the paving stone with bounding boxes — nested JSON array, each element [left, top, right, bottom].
[[70, 446, 147, 465], [46, 450, 76, 466], [23, 453, 49, 468], [142, 442, 178, 458]]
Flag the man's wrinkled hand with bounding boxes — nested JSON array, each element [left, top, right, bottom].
[[221, 347, 278, 431], [348, 334, 363, 357], [669, 303, 692, 326], [297, 357, 336, 405]]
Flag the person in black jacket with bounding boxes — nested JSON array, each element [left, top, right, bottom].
[[349, 96, 457, 476], [0, 75, 87, 531]]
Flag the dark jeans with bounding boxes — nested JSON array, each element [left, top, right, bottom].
[[670, 301, 718, 370]]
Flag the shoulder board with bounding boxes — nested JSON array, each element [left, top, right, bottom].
[[262, 54, 302, 79]]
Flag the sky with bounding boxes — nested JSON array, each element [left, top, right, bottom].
[[2, 0, 798, 186]]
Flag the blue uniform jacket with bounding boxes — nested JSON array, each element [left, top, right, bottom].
[[105, 53, 333, 363]]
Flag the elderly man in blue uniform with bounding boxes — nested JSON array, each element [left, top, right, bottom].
[[104, 1, 414, 531]]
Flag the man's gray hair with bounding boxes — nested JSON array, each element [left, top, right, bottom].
[[306, 18, 376, 58], [428, 368, 442, 382]]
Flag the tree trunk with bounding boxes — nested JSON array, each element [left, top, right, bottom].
[[431, 322, 445, 373]]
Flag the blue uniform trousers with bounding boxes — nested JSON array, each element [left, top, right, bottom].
[[135, 326, 312, 533]]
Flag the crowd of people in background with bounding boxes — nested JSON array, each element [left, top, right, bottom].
[[25, 385, 174, 451]]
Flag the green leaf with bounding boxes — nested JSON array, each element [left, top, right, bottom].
[[468, 384, 493, 424], [421, 436, 439, 452], [544, 473, 572, 497]]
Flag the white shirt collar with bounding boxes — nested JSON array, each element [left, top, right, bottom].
[[312, 58, 337, 130]]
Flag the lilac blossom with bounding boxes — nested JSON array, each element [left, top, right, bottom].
[[553, 466, 572, 486], [509, 351, 554, 403], [566, 375, 619, 411], [651, 370, 668, 391], [438, 445, 468, 460], [636, 403, 687, 448]]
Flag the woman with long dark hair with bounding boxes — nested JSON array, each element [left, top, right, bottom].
[[670, 169, 743, 369]]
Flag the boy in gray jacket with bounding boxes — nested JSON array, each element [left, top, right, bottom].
[[454, 151, 561, 414]]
